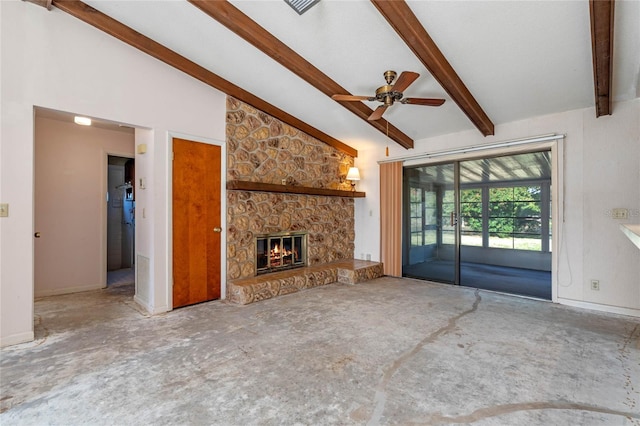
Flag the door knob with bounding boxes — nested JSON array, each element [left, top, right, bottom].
[[34, 232, 41, 238], [213, 227, 222, 233]]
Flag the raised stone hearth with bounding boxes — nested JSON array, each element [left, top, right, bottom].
[[227, 260, 384, 305]]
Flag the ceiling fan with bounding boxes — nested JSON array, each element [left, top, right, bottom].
[[332, 70, 445, 121]]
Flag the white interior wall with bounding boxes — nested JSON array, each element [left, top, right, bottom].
[[0, 1, 226, 346], [132, 128, 154, 311], [34, 116, 134, 297], [352, 143, 383, 262], [353, 98, 640, 316]]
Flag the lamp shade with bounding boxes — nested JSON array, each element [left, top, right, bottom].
[[346, 167, 360, 181]]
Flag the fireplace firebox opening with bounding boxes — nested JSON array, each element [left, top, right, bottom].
[[256, 231, 308, 275]]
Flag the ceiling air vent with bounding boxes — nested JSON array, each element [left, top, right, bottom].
[[284, 0, 320, 15]]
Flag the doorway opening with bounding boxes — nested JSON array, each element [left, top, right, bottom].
[[403, 150, 552, 300], [34, 107, 136, 300], [107, 156, 135, 288]]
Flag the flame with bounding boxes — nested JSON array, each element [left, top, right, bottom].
[[270, 244, 294, 261]]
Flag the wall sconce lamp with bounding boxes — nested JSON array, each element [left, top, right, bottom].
[[346, 167, 360, 191]]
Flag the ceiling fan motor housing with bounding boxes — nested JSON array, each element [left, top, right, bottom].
[[375, 84, 404, 106]]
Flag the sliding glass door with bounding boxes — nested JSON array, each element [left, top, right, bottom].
[[402, 151, 552, 299], [403, 162, 459, 284]]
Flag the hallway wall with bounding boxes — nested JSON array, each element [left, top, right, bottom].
[[34, 117, 134, 297]]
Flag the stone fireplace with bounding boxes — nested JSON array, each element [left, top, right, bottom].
[[226, 97, 356, 281], [256, 231, 307, 275]]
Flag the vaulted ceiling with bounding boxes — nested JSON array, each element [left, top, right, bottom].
[[38, 0, 640, 155]]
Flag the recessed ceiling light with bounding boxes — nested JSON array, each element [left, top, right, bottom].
[[74, 116, 92, 126]]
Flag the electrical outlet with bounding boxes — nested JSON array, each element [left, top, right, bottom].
[[590, 280, 600, 291], [0, 203, 8, 217], [612, 208, 628, 219]]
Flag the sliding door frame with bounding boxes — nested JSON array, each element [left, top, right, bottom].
[[399, 138, 563, 302]]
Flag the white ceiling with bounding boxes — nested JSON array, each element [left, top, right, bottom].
[[80, 0, 640, 150]]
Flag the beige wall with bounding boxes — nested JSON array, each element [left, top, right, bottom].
[[34, 116, 134, 297]]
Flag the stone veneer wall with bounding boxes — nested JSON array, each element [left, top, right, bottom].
[[226, 97, 356, 280]]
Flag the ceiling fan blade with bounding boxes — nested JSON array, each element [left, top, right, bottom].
[[332, 94, 374, 102], [368, 105, 388, 121], [392, 71, 419, 93], [402, 98, 446, 106]]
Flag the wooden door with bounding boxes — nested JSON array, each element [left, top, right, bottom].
[[172, 138, 222, 308]]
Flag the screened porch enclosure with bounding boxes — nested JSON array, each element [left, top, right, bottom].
[[402, 151, 552, 299]]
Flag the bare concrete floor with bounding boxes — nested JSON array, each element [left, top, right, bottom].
[[1, 277, 639, 425]]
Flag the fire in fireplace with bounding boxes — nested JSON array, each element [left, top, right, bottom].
[[255, 231, 307, 275]]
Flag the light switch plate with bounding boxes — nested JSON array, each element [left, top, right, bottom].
[[0, 203, 8, 217], [136, 143, 147, 154]]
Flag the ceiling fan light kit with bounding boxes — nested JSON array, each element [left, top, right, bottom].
[[332, 70, 445, 121]]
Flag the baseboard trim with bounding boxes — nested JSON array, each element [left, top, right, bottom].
[[150, 304, 170, 315], [1, 331, 35, 348], [558, 298, 640, 318], [133, 295, 169, 316], [133, 295, 151, 313], [35, 284, 103, 298]]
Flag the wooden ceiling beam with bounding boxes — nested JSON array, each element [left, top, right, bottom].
[[589, 0, 615, 117], [188, 0, 414, 149], [50, 0, 358, 157], [371, 0, 495, 137]]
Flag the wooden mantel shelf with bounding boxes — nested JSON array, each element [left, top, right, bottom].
[[227, 180, 365, 198]]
